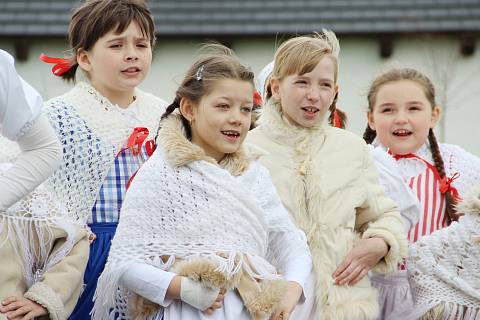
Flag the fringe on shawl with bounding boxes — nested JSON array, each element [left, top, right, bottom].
[[0, 213, 77, 287], [418, 302, 480, 320], [93, 252, 285, 320]]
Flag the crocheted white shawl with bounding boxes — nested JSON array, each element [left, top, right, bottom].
[[92, 114, 295, 320], [42, 81, 165, 224], [406, 185, 480, 319]]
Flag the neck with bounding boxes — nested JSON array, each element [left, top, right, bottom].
[[90, 81, 135, 108]]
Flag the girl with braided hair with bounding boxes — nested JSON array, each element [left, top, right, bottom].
[[364, 67, 480, 319], [93, 44, 312, 320]]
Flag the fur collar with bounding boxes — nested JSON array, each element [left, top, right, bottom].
[[257, 99, 327, 147], [457, 185, 480, 216], [157, 113, 251, 176]]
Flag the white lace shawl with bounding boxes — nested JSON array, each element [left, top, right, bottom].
[[92, 115, 296, 320], [406, 185, 480, 319], [42, 81, 165, 224]]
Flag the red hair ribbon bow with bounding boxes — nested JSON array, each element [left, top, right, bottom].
[[253, 91, 263, 106], [333, 110, 342, 128], [440, 172, 461, 201], [39, 53, 73, 76]]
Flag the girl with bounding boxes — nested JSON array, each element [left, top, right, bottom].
[[364, 67, 480, 319], [39, 0, 166, 318], [0, 49, 89, 320], [92, 44, 313, 320], [246, 31, 407, 320]]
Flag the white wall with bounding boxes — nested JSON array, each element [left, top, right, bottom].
[[1, 34, 479, 156]]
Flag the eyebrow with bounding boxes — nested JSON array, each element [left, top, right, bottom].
[[106, 36, 149, 43]]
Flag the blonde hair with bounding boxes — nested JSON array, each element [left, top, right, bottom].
[[268, 30, 346, 128]]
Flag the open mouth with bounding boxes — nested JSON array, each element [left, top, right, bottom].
[[221, 130, 240, 140], [392, 129, 412, 137], [122, 67, 141, 73], [301, 107, 319, 113]]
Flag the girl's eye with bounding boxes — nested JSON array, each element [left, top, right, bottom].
[[241, 106, 253, 113], [380, 108, 392, 113], [409, 106, 421, 111], [110, 44, 122, 48], [321, 82, 332, 88], [217, 104, 229, 109], [295, 80, 307, 85], [137, 43, 149, 48]]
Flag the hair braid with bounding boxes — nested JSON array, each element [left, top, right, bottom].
[[428, 129, 459, 224]]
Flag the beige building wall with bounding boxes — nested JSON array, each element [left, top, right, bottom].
[[1, 34, 479, 156]]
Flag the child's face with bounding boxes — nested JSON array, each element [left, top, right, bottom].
[[187, 79, 254, 161], [78, 21, 152, 98], [271, 56, 337, 128], [368, 80, 440, 155]]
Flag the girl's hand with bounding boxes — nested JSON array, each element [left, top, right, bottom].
[[333, 237, 388, 286], [0, 296, 48, 320], [270, 281, 303, 320], [202, 289, 226, 315]]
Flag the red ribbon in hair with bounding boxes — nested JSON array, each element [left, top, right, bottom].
[[333, 110, 342, 128], [439, 172, 461, 201], [39, 53, 73, 76], [253, 91, 263, 106]]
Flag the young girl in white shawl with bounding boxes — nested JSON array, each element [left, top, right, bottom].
[[93, 44, 312, 320], [0, 49, 89, 320], [38, 1, 166, 318], [246, 31, 408, 320]]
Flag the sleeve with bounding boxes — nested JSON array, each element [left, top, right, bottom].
[[0, 50, 42, 141], [0, 114, 62, 210], [119, 263, 177, 307], [23, 224, 90, 320], [355, 145, 408, 274], [255, 164, 313, 298], [369, 145, 421, 231]]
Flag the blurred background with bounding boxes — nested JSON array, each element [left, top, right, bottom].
[[1, 0, 479, 155]]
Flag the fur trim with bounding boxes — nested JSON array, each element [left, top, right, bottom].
[[457, 185, 480, 215], [158, 113, 251, 176], [24, 282, 65, 320], [173, 258, 241, 290], [243, 280, 287, 320], [323, 283, 379, 320], [128, 295, 160, 320]]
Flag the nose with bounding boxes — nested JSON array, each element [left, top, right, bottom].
[[306, 86, 320, 101], [125, 44, 139, 61], [394, 109, 408, 124], [228, 108, 243, 126]]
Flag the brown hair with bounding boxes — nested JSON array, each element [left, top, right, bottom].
[[160, 44, 255, 139], [61, 0, 155, 81], [364, 68, 459, 224], [268, 30, 347, 128]]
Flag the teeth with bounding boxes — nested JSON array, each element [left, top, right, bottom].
[[303, 107, 317, 112], [222, 131, 239, 136], [394, 129, 411, 135]]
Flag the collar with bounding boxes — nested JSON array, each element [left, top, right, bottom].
[[157, 113, 251, 176]]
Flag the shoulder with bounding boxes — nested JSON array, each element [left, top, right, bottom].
[[324, 127, 369, 156]]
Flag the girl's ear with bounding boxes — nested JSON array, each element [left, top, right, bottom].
[[179, 97, 195, 122], [367, 111, 376, 130], [430, 105, 441, 128], [270, 78, 281, 100], [76, 49, 92, 72]]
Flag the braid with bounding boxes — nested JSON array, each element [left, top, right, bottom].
[[428, 129, 459, 224], [363, 125, 377, 144], [155, 98, 192, 142], [328, 92, 347, 129]]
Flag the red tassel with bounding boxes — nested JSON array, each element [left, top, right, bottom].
[[39, 53, 73, 77], [440, 172, 461, 201], [333, 110, 342, 128]]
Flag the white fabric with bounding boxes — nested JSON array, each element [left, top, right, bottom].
[[401, 187, 480, 320], [42, 81, 166, 223], [255, 61, 274, 99], [92, 137, 310, 319], [0, 115, 62, 211], [0, 49, 42, 140], [368, 145, 421, 231], [180, 277, 220, 311]]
